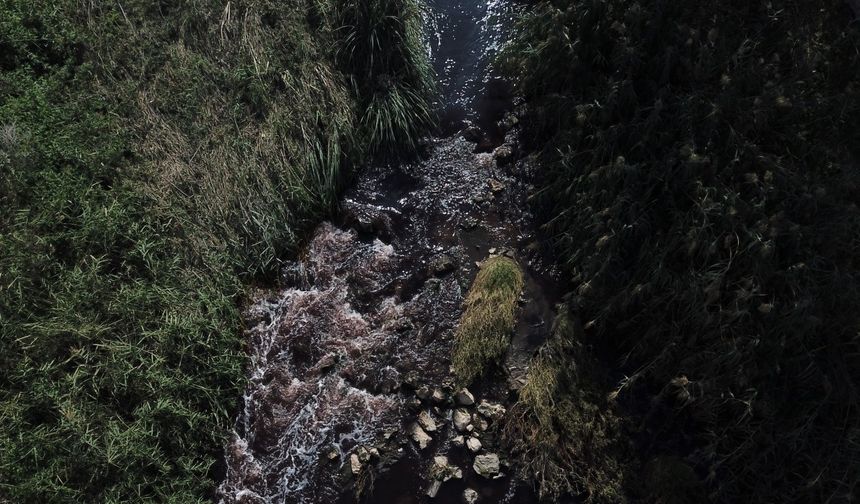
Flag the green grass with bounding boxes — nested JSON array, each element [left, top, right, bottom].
[[452, 256, 524, 385], [0, 0, 433, 501], [502, 0, 860, 502]]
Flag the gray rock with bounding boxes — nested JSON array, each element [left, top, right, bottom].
[[472, 453, 500, 478], [416, 385, 431, 400], [464, 488, 479, 504], [466, 437, 482, 453], [462, 124, 483, 143], [431, 388, 447, 404], [452, 435, 465, 447], [410, 423, 433, 450], [427, 480, 442, 498], [430, 254, 457, 276], [477, 400, 506, 421], [493, 145, 514, 166], [453, 408, 471, 432], [350, 453, 362, 475], [418, 410, 437, 433], [455, 388, 475, 406]]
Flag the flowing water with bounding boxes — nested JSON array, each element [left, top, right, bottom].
[[217, 1, 564, 503]]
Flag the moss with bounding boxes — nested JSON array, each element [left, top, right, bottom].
[[505, 309, 630, 503], [452, 256, 524, 385]]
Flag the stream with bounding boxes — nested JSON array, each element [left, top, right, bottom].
[[216, 1, 564, 502]]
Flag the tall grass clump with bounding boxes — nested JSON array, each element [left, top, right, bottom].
[[452, 256, 524, 384], [505, 309, 635, 503], [502, 0, 860, 502], [334, 0, 436, 153], [1, 0, 433, 501]]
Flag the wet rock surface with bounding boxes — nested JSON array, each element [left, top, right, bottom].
[[217, 131, 559, 503]]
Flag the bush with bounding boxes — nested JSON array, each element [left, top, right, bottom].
[[503, 0, 860, 501], [452, 256, 524, 384]]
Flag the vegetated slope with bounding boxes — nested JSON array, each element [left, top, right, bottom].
[[502, 0, 860, 502], [0, 0, 432, 502]]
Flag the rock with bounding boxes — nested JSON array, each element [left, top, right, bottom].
[[418, 410, 437, 433], [488, 178, 505, 193], [477, 400, 506, 421], [466, 437, 482, 453], [324, 446, 339, 461], [455, 388, 475, 406], [453, 409, 472, 432], [369, 447, 380, 459], [350, 453, 362, 475], [473, 453, 500, 478], [431, 388, 447, 404], [430, 456, 463, 483], [493, 145, 514, 166], [407, 397, 423, 412], [429, 254, 456, 276], [416, 385, 431, 400], [452, 435, 465, 447], [463, 488, 479, 504], [410, 423, 433, 450], [498, 112, 519, 132], [427, 480, 442, 498], [356, 446, 371, 463], [462, 124, 483, 143], [475, 416, 489, 431]]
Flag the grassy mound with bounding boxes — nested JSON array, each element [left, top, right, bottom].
[[452, 256, 524, 384], [505, 309, 633, 503], [502, 0, 860, 502], [0, 0, 432, 502]]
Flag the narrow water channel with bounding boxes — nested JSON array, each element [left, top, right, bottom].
[[216, 1, 564, 502]]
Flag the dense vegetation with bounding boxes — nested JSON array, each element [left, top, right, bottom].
[[453, 256, 524, 384], [503, 0, 859, 502], [0, 0, 432, 502]]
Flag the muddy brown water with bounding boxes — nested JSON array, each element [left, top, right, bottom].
[[217, 1, 568, 503]]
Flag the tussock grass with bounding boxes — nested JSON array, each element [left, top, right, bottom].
[[503, 0, 860, 501], [505, 309, 629, 503], [0, 0, 433, 501], [335, 0, 436, 153], [452, 256, 524, 384]]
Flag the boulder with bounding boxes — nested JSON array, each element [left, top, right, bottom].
[[463, 488, 479, 504], [350, 453, 362, 475], [472, 453, 500, 478], [429, 254, 457, 276], [453, 409, 471, 432], [455, 388, 475, 406], [466, 437, 482, 453], [493, 145, 514, 166], [418, 410, 437, 433], [410, 423, 433, 450], [431, 388, 447, 404], [427, 480, 442, 498], [477, 400, 506, 421]]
